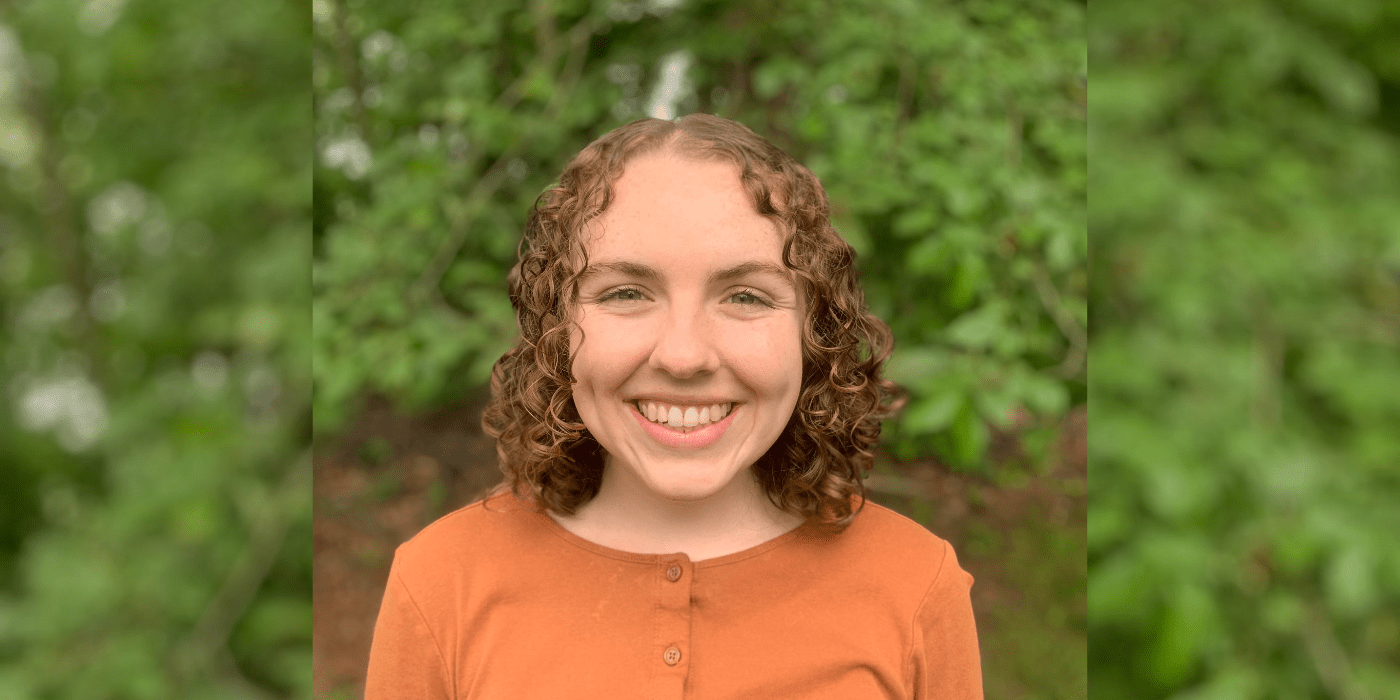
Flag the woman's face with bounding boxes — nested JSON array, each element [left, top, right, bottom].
[[569, 152, 804, 504]]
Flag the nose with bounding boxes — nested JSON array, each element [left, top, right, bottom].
[[648, 303, 721, 379]]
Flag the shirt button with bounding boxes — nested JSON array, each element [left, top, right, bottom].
[[663, 646, 682, 665], [665, 564, 682, 581]]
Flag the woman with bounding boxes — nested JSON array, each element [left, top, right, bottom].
[[365, 114, 982, 699]]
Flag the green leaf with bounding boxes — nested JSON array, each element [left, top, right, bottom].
[[1021, 371, 1069, 416], [903, 391, 963, 434], [945, 301, 1007, 350], [949, 404, 990, 467]]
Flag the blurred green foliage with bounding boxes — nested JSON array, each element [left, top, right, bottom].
[[312, 0, 1086, 473], [1090, 1, 1400, 697], [0, 1, 310, 697]]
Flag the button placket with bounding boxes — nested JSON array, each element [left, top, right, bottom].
[[654, 556, 692, 696]]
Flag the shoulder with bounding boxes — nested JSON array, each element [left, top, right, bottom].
[[846, 501, 962, 567], [389, 489, 547, 587], [828, 500, 973, 597]]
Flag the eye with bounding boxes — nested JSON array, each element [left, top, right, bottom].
[[728, 289, 774, 307], [598, 286, 646, 303]]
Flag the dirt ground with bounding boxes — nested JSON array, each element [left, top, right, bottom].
[[312, 395, 1086, 699]]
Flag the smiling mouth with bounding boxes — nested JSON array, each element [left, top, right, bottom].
[[630, 400, 735, 432]]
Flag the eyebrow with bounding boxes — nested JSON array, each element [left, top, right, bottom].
[[579, 259, 795, 288]]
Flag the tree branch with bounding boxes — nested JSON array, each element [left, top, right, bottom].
[[172, 451, 312, 685], [1029, 262, 1086, 379], [1302, 601, 1372, 700], [1005, 97, 1022, 169], [413, 18, 594, 303], [23, 69, 105, 385], [329, 0, 371, 139]]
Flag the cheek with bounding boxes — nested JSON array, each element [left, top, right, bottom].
[[570, 314, 649, 389], [722, 319, 804, 397]]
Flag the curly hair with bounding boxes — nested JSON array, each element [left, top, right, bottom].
[[482, 114, 904, 529]]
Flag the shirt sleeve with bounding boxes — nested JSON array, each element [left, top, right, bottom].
[[364, 556, 453, 700], [908, 540, 984, 700]]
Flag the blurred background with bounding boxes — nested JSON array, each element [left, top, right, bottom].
[[0, 1, 311, 699], [313, 0, 1084, 698], [1090, 1, 1400, 699], [8, 0, 1398, 696]]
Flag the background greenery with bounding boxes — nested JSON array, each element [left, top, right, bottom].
[[0, 1, 311, 697], [9, 0, 1399, 696], [312, 0, 1087, 470], [1090, 0, 1400, 697], [313, 0, 1084, 698]]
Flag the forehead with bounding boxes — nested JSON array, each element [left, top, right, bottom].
[[584, 153, 783, 262]]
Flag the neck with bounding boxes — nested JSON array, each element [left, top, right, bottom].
[[550, 458, 803, 560]]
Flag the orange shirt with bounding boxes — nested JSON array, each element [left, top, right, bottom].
[[365, 491, 982, 699]]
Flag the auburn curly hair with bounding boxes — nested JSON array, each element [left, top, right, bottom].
[[482, 114, 904, 529]]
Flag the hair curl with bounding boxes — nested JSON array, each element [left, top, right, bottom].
[[482, 114, 904, 529]]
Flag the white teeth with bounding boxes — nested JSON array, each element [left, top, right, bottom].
[[636, 401, 733, 429]]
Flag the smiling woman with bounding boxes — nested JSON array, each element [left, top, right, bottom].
[[364, 115, 983, 699], [562, 153, 808, 555]]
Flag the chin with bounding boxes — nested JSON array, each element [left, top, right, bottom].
[[640, 462, 744, 503], [654, 483, 725, 503]]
